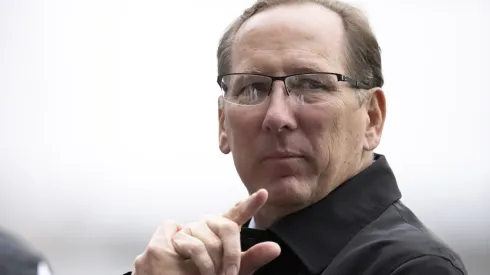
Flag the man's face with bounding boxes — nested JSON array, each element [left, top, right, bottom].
[[218, 3, 385, 215]]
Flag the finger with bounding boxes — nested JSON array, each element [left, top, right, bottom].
[[181, 222, 223, 272], [206, 217, 241, 275], [224, 189, 268, 226], [239, 242, 281, 275], [172, 230, 216, 275], [138, 221, 193, 275], [147, 220, 183, 255]]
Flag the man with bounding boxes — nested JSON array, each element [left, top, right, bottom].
[[0, 227, 53, 275], [126, 0, 467, 274]]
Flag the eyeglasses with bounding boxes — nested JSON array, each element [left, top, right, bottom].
[[217, 72, 369, 106]]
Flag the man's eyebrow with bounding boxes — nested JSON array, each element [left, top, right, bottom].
[[240, 66, 266, 74], [238, 64, 327, 75], [287, 64, 326, 74]]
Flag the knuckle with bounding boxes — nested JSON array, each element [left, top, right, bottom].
[[134, 254, 145, 267], [208, 239, 223, 252], [224, 249, 241, 261], [173, 230, 185, 239], [202, 260, 216, 274], [188, 241, 206, 255], [146, 242, 163, 257], [228, 202, 241, 218], [172, 231, 187, 248], [184, 222, 200, 235], [223, 219, 240, 232], [207, 216, 238, 232], [216, 219, 239, 235], [233, 199, 243, 209]]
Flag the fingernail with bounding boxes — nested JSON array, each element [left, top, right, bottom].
[[226, 265, 237, 275]]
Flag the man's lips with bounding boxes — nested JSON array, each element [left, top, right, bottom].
[[263, 151, 304, 160]]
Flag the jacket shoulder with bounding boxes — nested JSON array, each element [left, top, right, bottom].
[[388, 255, 465, 275], [323, 202, 467, 275]]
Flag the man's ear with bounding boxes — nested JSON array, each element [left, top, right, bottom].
[[363, 88, 386, 151], [218, 96, 231, 154]]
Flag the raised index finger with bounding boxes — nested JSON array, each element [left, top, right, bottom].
[[224, 189, 268, 226]]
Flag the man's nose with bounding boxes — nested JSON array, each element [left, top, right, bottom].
[[261, 81, 298, 133]]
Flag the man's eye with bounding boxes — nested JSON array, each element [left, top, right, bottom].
[[302, 80, 327, 89], [243, 85, 256, 94], [238, 83, 268, 95], [292, 79, 330, 91]]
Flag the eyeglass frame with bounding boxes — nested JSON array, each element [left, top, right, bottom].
[[216, 72, 370, 104]]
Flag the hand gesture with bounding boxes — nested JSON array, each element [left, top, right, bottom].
[[172, 189, 280, 275]]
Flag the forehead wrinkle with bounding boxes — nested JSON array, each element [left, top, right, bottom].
[[232, 47, 342, 75]]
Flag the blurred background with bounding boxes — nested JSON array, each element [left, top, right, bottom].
[[0, 0, 489, 274]]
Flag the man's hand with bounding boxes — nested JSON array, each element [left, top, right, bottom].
[[133, 220, 199, 275], [172, 189, 281, 275]]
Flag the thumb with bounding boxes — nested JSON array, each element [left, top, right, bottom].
[[239, 242, 281, 275]]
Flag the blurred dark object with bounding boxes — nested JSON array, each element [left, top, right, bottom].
[[0, 227, 53, 275]]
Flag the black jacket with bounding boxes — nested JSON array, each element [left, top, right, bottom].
[[241, 154, 466, 275]]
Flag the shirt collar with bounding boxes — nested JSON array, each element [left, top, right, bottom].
[[250, 154, 401, 274]]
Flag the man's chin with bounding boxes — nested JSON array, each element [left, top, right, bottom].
[[263, 176, 312, 206]]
